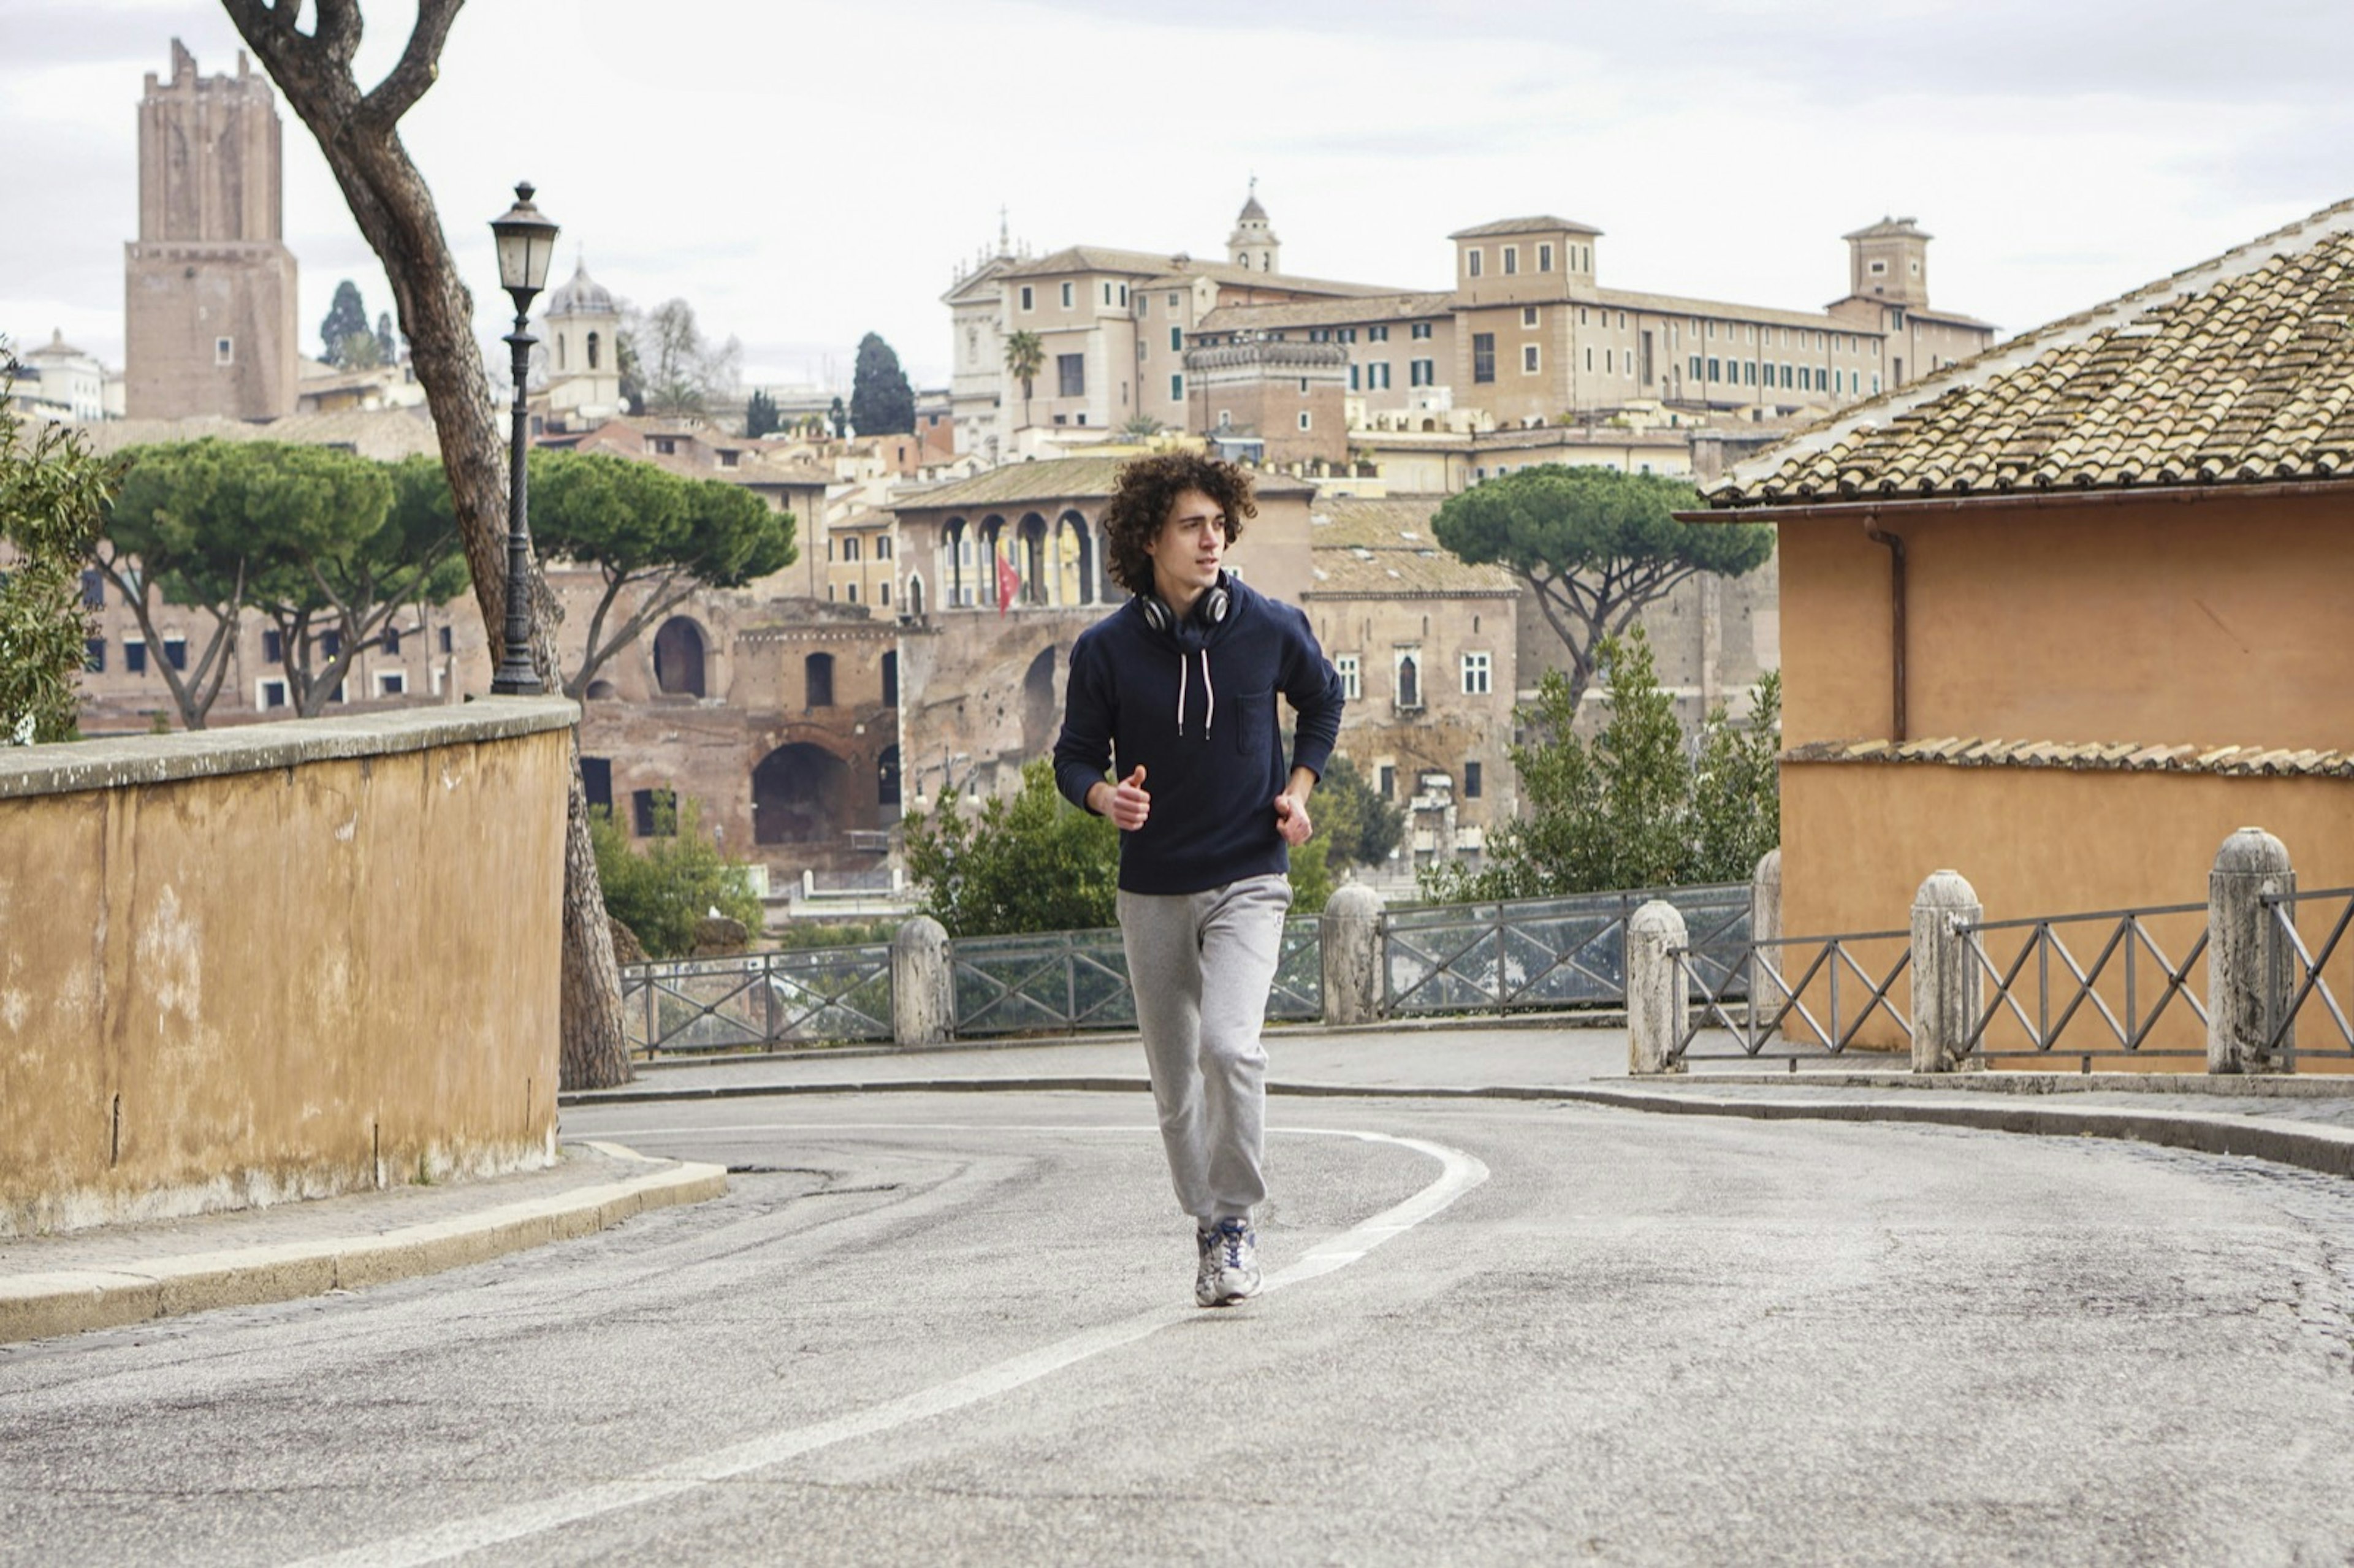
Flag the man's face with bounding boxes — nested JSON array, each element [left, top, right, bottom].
[[1149, 487, 1227, 603]]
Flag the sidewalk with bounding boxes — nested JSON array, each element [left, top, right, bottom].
[[13, 1021, 2354, 1346], [0, 1140, 724, 1347]]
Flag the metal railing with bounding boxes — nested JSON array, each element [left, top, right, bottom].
[[1384, 883, 1750, 1017], [622, 945, 894, 1057], [2264, 886, 2354, 1064], [1674, 929, 1914, 1064], [1957, 903, 2209, 1065], [947, 916, 1324, 1038]]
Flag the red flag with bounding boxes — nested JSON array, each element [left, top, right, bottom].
[[996, 550, 1021, 615]]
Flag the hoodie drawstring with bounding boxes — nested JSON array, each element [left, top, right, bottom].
[[1173, 649, 1215, 740]]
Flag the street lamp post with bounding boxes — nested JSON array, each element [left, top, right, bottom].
[[488, 182, 560, 695]]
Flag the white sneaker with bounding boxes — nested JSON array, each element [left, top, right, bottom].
[[1195, 1217, 1262, 1307]]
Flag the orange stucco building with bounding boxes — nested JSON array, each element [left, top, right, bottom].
[[1707, 199, 2354, 1056]]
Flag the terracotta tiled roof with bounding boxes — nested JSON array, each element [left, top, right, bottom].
[[1305, 497, 1518, 598], [1198, 292, 1457, 332], [1713, 197, 2354, 507], [72, 408, 441, 461], [893, 456, 1315, 511], [1783, 736, 2354, 779], [997, 245, 1409, 299], [1448, 215, 1602, 239]]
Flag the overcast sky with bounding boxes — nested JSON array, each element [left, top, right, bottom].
[[6, 0, 2352, 393]]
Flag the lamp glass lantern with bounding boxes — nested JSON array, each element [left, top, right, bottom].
[[490, 183, 560, 314]]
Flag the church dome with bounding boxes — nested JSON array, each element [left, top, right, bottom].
[[544, 258, 615, 318]]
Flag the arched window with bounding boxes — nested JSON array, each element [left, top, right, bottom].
[[805, 652, 835, 709], [651, 617, 707, 697], [1057, 511, 1092, 604], [751, 744, 848, 845], [1395, 652, 1421, 710], [555, 335, 566, 370], [1019, 513, 1049, 606], [907, 573, 926, 617], [942, 519, 968, 607], [587, 331, 600, 370]]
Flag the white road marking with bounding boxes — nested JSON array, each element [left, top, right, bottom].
[[283, 1125, 1487, 1568]]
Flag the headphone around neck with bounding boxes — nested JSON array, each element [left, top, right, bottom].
[[1137, 582, 1230, 634]]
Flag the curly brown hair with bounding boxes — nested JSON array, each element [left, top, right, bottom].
[[1100, 452, 1257, 596]]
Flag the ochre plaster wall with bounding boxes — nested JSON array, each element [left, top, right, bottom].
[[0, 714, 569, 1233], [1781, 761, 2354, 1061], [1779, 489, 2354, 752]]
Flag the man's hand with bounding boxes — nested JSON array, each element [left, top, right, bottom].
[[1090, 765, 1151, 831], [1272, 788, 1314, 847]]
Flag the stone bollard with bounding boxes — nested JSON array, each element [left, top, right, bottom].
[[1749, 848, 1783, 1041], [1321, 883, 1385, 1027], [1910, 870, 1983, 1073], [891, 915, 954, 1048], [1627, 900, 1689, 1075], [2208, 828, 2295, 1074]]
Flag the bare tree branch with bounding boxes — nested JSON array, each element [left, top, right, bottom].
[[360, 0, 463, 127]]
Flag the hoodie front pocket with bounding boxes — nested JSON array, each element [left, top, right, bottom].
[[1233, 692, 1274, 758]]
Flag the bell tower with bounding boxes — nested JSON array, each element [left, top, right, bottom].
[[1227, 179, 1280, 274]]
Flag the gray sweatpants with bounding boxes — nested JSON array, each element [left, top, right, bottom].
[[1118, 873, 1293, 1228]]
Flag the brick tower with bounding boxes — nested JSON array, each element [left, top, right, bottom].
[[124, 40, 299, 420]]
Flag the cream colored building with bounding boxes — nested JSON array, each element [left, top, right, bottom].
[[941, 190, 1411, 459]]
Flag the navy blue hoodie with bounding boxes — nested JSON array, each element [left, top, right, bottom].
[[1054, 573, 1344, 895]]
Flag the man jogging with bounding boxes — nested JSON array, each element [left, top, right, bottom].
[[1053, 452, 1344, 1307]]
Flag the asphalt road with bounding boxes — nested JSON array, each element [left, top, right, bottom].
[[6, 1090, 2354, 1566]]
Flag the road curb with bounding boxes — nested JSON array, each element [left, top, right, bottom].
[[566, 1074, 2354, 1184], [0, 1144, 728, 1347]]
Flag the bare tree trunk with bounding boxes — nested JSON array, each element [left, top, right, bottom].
[[223, 0, 630, 1087]]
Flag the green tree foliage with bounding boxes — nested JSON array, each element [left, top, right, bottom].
[[744, 388, 782, 439], [1692, 669, 1783, 883], [1314, 754, 1404, 872], [1422, 627, 1781, 902], [848, 333, 916, 436], [0, 346, 118, 744], [902, 759, 1121, 937], [587, 796, 766, 959], [528, 449, 796, 696], [101, 440, 267, 729], [1432, 465, 1773, 712], [905, 757, 1336, 935], [101, 441, 468, 723], [318, 279, 370, 367], [1003, 330, 1045, 428]]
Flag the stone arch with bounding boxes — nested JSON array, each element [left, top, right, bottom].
[[1056, 509, 1094, 604], [1018, 512, 1051, 606], [940, 518, 969, 607], [877, 744, 902, 818], [1019, 645, 1059, 758], [751, 742, 849, 846], [652, 616, 707, 697], [585, 679, 619, 701], [980, 514, 1010, 607]]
